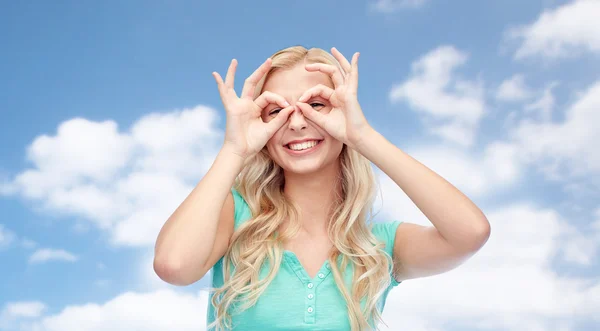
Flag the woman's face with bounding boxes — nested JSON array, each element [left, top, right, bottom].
[[260, 63, 344, 175]]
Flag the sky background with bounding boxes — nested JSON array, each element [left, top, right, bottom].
[[1, 0, 599, 330]]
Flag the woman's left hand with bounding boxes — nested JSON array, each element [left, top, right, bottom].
[[295, 47, 373, 150]]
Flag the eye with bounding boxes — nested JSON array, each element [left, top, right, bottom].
[[310, 102, 325, 110], [268, 108, 282, 116]]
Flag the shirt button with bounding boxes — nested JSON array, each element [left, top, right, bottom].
[[325, 263, 330, 269], [307, 307, 313, 313], [307, 283, 314, 289], [318, 273, 325, 279], [308, 293, 314, 299]]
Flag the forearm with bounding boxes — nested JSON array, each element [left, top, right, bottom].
[[154, 145, 245, 275], [356, 128, 490, 248]]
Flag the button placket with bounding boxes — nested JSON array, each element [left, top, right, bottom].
[[304, 284, 316, 323], [303, 264, 334, 324]]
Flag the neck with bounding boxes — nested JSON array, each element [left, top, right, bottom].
[[282, 162, 341, 232]]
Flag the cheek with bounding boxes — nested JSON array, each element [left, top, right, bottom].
[[265, 132, 283, 157], [330, 141, 344, 158]]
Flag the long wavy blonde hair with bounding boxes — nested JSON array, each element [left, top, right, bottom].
[[209, 46, 394, 331]]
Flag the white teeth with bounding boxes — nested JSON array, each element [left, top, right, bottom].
[[288, 140, 319, 151]]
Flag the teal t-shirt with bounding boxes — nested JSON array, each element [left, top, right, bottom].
[[206, 189, 403, 330]]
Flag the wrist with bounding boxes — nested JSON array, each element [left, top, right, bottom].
[[350, 126, 378, 153], [218, 144, 248, 168]]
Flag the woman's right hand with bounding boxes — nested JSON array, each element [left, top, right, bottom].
[[212, 58, 294, 160]]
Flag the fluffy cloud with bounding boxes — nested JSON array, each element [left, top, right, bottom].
[[523, 82, 558, 123], [0, 301, 46, 331], [11, 195, 599, 331], [510, 80, 600, 182], [15, 290, 208, 331], [376, 77, 600, 329], [389, 46, 485, 147], [496, 74, 533, 102], [28, 248, 78, 264], [1, 106, 223, 247], [507, 0, 600, 59], [559, 209, 600, 266], [374, 141, 521, 219], [377, 177, 600, 329]]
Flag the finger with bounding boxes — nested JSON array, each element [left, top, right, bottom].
[[212, 71, 232, 102], [264, 105, 294, 135], [298, 84, 334, 103], [296, 102, 328, 128], [350, 52, 360, 91], [331, 47, 351, 73], [254, 91, 290, 110], [241, 58, 272, 98], [212, 71, 224, 90], [304, 63, 344, 87], [224, 59, 237, 89]]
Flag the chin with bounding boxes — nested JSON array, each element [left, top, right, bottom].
[[281, 162, 325, 175]]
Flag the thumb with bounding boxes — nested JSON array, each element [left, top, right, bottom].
[[296, 102, 327, 128], [264, 105, 294, 136]]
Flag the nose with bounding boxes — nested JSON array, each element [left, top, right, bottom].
[[288, 105, 307, 131]]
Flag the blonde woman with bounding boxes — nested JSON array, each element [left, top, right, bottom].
[[154, 46, 491, 330]]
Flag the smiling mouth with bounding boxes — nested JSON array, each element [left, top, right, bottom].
[[285, 140, 323, 151]]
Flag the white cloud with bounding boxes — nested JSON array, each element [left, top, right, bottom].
[[7, 118, 133, 200], [28, 248, 78, 264], [559, 207, 600, 266], [2, 106, 223, 247], [560, 223, 600, 266], [374, 142, 521, 216], [524, 81, 558, 122], [389, 46, 485, 147], [510, 80, 600, 181], [26, 290, 208, 331], [370, 0, 428, 12], [0, 301, 46, 331], [508, 0, 600, 60], [496, 74, 533, 102], [376, 178, 600, 329], [0, 224, 16, 249], [1, 302, 46, 319], [27, 162, 593, 331], [372, 89, 600, 325]]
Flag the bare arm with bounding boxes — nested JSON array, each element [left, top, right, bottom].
[[294, 48, 490, 282], [153, 145, 244, 286], [153, 58, 294, 286], [356, 128, 491, 282]]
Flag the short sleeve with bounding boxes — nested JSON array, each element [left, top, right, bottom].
[[371, 220, 403, 286], [231, 188, 252, 231]]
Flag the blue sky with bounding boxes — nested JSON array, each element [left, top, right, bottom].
[[1, 0, 599, 330]]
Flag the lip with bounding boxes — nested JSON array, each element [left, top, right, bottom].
[[284, 139, 324, 156]]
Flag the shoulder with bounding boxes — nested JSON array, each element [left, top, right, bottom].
[[231, 188, 252, 230], [371, 220, 403, 257]]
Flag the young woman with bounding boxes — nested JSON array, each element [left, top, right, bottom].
[[154, 46, 491, 331]]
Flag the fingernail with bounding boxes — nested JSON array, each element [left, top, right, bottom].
[[284, 101, 290, 106]]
